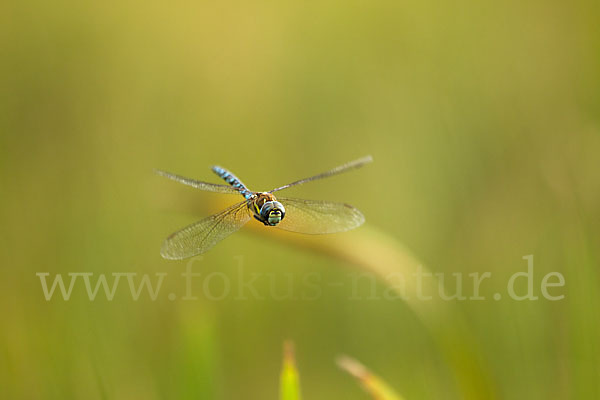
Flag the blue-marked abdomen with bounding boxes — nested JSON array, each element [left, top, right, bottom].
[[212, 166, 253, 199]]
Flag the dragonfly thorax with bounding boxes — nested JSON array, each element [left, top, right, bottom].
[[252, 193, 286, 226]]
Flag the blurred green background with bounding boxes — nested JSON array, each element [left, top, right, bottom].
[[1, 0, 599, 399]]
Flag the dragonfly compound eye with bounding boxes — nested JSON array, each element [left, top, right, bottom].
[[260, 201, 286, 226]]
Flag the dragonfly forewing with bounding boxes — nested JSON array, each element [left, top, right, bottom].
[[269, 156, 372, 193], [155, 169, 241, 195], [275, 197, 365, 234], [161, 201, 251, 259]]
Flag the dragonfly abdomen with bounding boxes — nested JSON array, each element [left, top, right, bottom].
[[212, 166, 253, 199]]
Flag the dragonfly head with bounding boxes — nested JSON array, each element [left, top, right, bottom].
[[259, 200, 286, 226]]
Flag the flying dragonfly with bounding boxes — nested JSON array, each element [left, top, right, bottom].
[[156, 155, 372, 259]]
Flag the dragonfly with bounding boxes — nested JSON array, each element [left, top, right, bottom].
[[156, 155, 372, 259]]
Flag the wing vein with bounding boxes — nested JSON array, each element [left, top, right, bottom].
[[161, 201, 250, 259]]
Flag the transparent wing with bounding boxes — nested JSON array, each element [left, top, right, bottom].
[[161, 201, 251, 259], [275, 197, 365, 234], [269, 155, 372, 193], [155, 169, 241, 195]]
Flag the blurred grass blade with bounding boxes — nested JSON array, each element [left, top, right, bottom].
[[280, 341, 302, 400], [337, 356, 405, 400], [239, 221, 496, 399], [185, 198, 496, 399]]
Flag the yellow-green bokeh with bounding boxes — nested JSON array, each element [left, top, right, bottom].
[[1, 0, 599, 399]]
